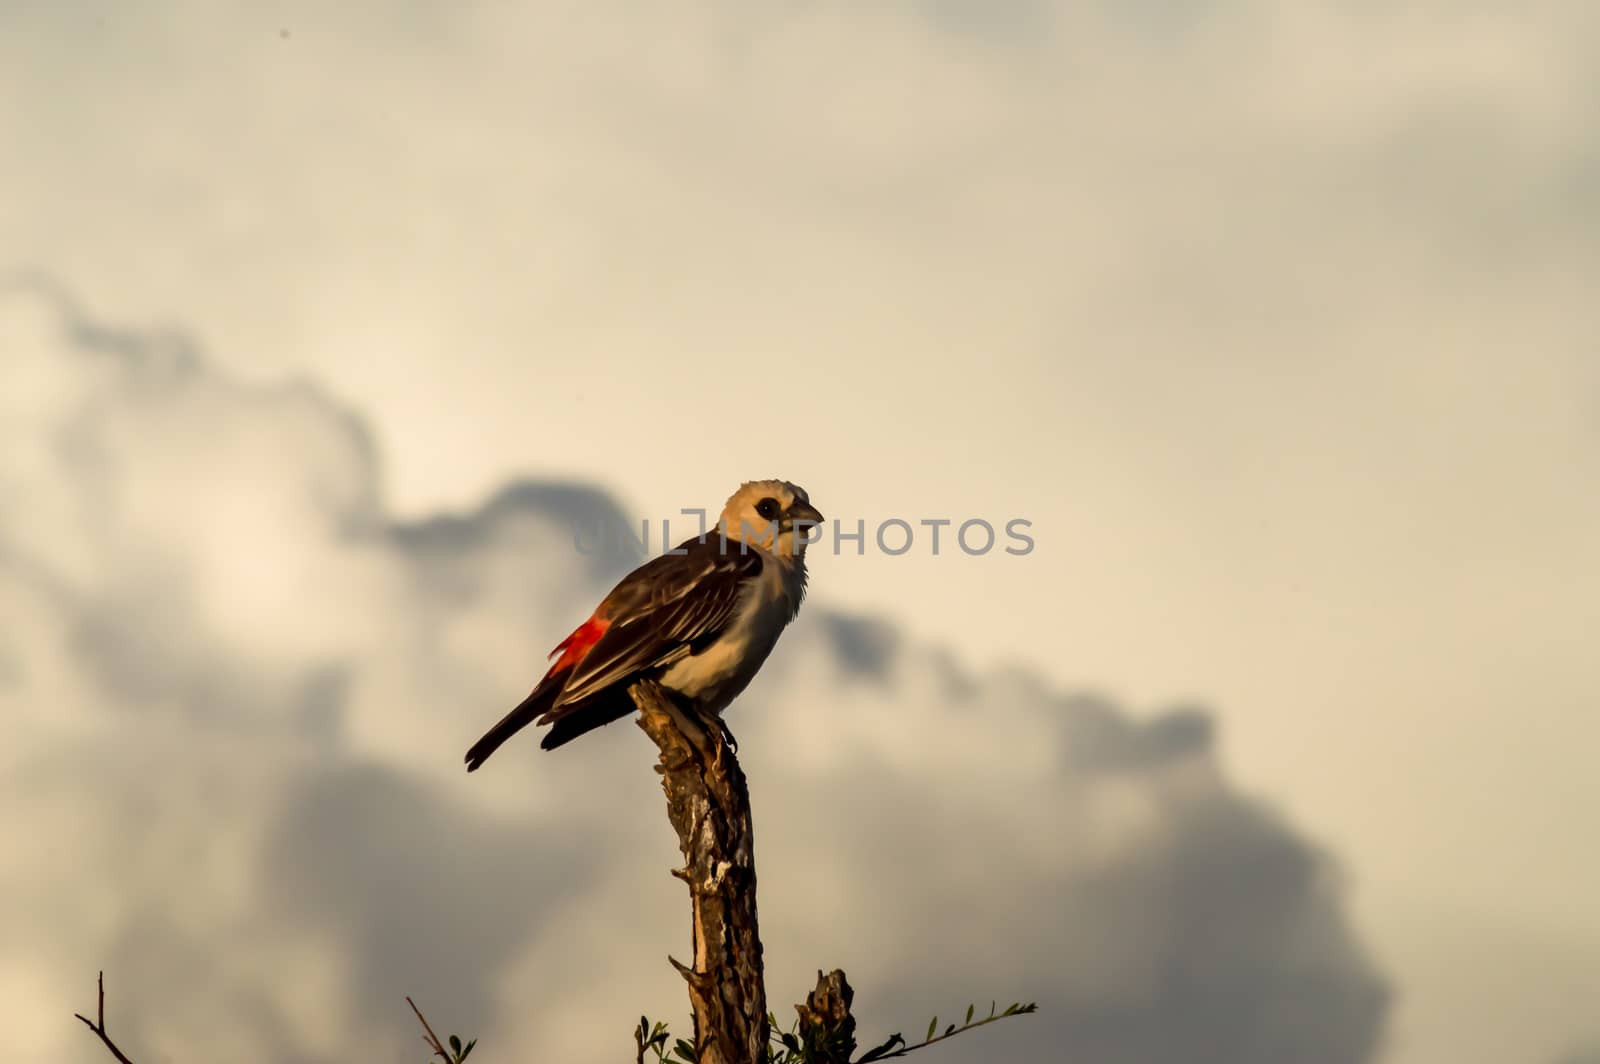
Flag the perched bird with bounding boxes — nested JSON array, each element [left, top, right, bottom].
[[464, 480, 822, 770]]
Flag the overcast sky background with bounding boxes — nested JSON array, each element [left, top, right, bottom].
[[2, 2, 1597, 1063]]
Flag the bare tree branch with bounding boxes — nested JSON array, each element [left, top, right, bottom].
[[631, 680, 768, 1064], [73, 971, 137, 1064], [406, 995, 453, 1062]]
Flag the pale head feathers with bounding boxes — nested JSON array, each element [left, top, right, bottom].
[[718, 479, 822, 560]]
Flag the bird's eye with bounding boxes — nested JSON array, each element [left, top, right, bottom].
[[755, 497, 781, 521]]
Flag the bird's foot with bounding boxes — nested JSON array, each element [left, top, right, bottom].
[[700, 714, 739, 769], [713, 715, 739, 755]]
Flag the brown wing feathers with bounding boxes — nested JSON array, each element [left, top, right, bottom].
[[463, 535, 761, 769]]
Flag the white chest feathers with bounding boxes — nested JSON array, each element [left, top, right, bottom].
[[659, 552, 806, 713]]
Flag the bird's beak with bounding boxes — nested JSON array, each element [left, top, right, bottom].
[[785, 501, 824, 527]]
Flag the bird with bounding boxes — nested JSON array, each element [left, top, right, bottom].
[[464, 480, 822, 771]]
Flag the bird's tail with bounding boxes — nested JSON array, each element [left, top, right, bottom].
[[464, 683, 559, 772], [537, 691, 637, 750]]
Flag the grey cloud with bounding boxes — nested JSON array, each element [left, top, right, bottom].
[[818, 613, 901, 680], [1053, 693, 1218, 773], [393, 480, 641, 575], [260, 762, 599, 1049], [737, 662, 1383, 1064], [0, 286, 1386, 1061]]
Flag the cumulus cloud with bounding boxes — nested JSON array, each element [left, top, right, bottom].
[[0, 283, 1385, 1062]]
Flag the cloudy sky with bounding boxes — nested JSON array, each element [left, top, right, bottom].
[[2, 2, 1597, 1063]]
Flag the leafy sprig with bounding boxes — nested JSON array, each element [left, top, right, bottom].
[[407, 996, 476, 1064], [635, 996, 1038, 1063]]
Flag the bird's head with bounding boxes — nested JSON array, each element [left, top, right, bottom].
[[719, 480, 823, 559]]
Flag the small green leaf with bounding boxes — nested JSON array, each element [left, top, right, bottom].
[[926, 1016, 937, 1041], [965, 1003, 974, 1025], [449, 1034, 461, 1054]]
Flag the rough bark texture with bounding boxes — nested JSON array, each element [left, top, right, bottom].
[[631, 680, 768, 1064], [795, 969, 858, 1064]]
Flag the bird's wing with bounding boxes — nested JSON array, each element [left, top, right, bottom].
[[545, 534, 764, 711]]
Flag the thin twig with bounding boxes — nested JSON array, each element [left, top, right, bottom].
[[860, 1004, 1039, 1061], [406, 996, 452, 1062], [73, 971, 137, 1064]]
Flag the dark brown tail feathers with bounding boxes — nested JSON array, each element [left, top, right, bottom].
[[466, 686, 641, 768], [537, 691, 637, 750], [464, 684, 558, 772]]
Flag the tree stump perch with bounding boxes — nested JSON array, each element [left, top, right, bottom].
[[631, 680, 769, 1064]]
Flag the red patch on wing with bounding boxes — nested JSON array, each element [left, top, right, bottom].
[[543, 613, 610, 679]]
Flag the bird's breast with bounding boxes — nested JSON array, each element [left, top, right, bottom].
[[659, 559, 799, 713]]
